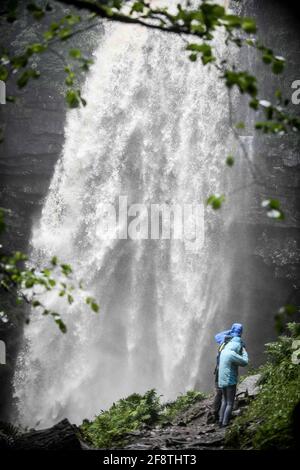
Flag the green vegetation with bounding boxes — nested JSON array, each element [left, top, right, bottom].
[[80, 389, 206, 448], [162, 390, 206, 422], [206, 194, 225, 210], [226, 323, 300, 450]]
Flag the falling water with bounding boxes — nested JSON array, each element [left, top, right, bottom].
[[14, 5, 237, 428]]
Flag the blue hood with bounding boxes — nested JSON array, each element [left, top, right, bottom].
[[215, 323, 243, 344], [230, 323, 243, 337]]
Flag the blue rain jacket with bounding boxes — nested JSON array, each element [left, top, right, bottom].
[[215, 323, 243, 345], [218, 336, 248, 388]]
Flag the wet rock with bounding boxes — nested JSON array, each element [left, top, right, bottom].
[[14, 419, 82, 450], [237, 374, 262, 398], [122, 396, 224, 450]]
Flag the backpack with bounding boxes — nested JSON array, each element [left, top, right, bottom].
[[214, 336, 232, 381]]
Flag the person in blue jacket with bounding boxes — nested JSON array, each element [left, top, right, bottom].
[[211, 323, 245, 422], [218, 333, 248, 426]]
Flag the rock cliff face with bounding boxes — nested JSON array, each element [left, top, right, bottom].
[[231, 0, 300, 358], [196, 0, 300, 387], [0, 1, 299, 419], [0, 2, 102, 419]]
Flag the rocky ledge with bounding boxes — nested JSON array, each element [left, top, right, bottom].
[[0, 375, 261, 451], [121, 374, 261, 451]]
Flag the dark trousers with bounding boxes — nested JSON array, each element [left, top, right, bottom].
[[213, 382, 223, 418], [219, 385, 237, 426]]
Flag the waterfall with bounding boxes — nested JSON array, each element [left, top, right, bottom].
[[14, 8, 237, 428]]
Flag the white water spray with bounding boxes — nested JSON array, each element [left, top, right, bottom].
[[14, 8, 237, 428]]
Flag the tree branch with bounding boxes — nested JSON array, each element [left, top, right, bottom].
[[56, 0, 188, 35]]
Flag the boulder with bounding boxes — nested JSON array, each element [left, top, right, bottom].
[[14, 419, 82, 450], [237, 374, 262, 398]]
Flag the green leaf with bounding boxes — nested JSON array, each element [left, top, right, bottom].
[[55, 318, 67, 333], [66, 89, 81, 108], [69, 48, 82, 59], [131, 2, 145, 13], [65, 75, 74, 86], [222, 14, 241, 29], [59, 28, 72, 41], [17, 69, 40, 88], [272, 57, 285, 74], [261, 199, 278, 211], [61, 263, 72, 275], [66, 89, 86, 108], [17, 72, 29, 88], [80, 59, 94, 71], [50, 22, 60, 32], [91, 302, 99, 313], [226, 156, 234, 167], [261, 199, 284, 220], [27, 43, 47, 55], [275, 89, 282, 101], [85, 296, 99, 312], [64, 14, 81, 26], [43, 31, 55, 41], [0, 208, 6, 233], [11, 54, 28, 69], [255, 121, 286, 134], [262, 53, 273, 64], [249, 98, 259, 110], [189, 53, 197, 62], [224, 70, 257, 97], [25, 279, 35, 288], [206, 194, 225, 210], [51, 256, 58, 266], [0, 65, 8, 81], [186, 43, 215, 65], [241, 17, 257, 33]]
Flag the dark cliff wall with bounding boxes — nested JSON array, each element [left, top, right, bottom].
[[230, 0, 300, 360], [0, 2, 102, 419]]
